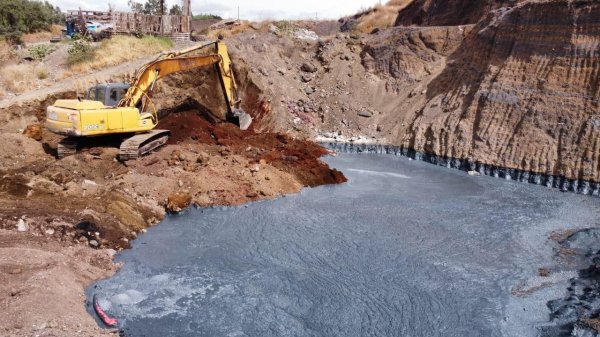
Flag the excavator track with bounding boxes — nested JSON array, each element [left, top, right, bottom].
[[119, 129, 170, 161], [57, 138, 78, 159]]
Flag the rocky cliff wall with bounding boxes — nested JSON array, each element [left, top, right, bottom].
[[368, 0, 600, 182], [395, 0, 515, 26]]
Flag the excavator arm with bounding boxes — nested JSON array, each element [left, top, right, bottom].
[[119, 41, 246, 128], [120, 54, 222, 108]]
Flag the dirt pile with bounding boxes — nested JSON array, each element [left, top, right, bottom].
[[0, 109, 344, 249], [0, 231, 118, 336], [1, 1, 599, 333]]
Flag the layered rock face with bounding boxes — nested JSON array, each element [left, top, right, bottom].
[[361, 25, 471, 92], [394, 0, 515, 26], [368, 0, 600, 182]]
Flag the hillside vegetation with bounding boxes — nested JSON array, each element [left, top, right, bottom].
[[0, 0, 63, 44], [67, 35, 174, 72], [0, 36, 174, 98]]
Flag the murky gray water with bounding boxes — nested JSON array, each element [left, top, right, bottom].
[[87, 154, 600, 337]]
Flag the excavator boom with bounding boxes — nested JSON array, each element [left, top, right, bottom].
[[121, 42, 239, 114], [121, 54, 222, 108]]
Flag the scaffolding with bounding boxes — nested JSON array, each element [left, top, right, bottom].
[[66, 8, 191, 40]]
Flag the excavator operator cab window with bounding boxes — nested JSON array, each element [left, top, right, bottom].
[[95, 87, 106, 104], [87, 88, 96, 101], [106, 87, 128, 107], [87, 86, 106, 104]]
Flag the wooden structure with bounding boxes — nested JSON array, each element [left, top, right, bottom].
[[66, 9, 191, 40]]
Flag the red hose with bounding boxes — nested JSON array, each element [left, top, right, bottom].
[[93, 294, 119, 327]]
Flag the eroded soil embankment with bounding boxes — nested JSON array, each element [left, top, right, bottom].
[[371, 1, 600, 183], [228, 2, 600, 186], [0, 106, 345, 336]]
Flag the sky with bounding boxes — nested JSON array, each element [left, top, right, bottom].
[[48, 0, 385, 20]]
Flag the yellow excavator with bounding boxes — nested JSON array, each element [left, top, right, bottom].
[[45, 41, 252, 160]]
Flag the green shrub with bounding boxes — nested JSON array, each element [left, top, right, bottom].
[[67, 39, 95, 65], [71, 32, 91, 42], [192, 13, 222, 20], [133, 27, 145, 39], [273, 20, 297, 35], [4, 31, 23, 45], [0, 0, 64, 39], [28, 44, 55, 60]]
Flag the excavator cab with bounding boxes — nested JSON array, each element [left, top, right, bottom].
[[86, 83, 130, 107]]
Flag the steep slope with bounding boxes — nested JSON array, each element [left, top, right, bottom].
[[359, 0, 600, 183], [201, 2, 600, 186]]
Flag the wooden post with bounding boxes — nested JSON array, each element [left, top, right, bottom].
[[184, 0, 191, 34]]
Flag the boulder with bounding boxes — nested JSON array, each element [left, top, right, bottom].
[[358, 110, 374, 118], [16, 218, 28, 232], [23, 123, 42, 141], [301, 74, 313, 83], [294, 29, 319, 41], [167, 192, 192, 213], [82, 179, 99, 194], [210, 19, 239, 30], [196, 151, 210, 165], [301, 62, 317, 73], [269, 24, 279, 34]]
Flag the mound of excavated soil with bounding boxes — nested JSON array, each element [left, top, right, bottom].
[[158, 110, 347, 187], [158, 110, 216, 145]]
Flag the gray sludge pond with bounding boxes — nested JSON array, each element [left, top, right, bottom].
[[86, 153, 600, 337]]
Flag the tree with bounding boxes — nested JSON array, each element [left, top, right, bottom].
[[129, 0, 172, 16], [169, 4, 181, 15], [127, 0, 144, 13], [142, 0, 165, 15], [0, 0, 64, 44]]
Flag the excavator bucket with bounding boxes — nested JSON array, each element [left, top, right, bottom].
[[228, 109, 253, 131]]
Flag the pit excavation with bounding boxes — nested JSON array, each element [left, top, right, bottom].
[[86, 154, 600, 337], [1, 1, 600, 336]]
